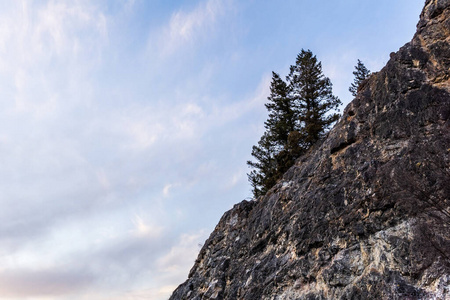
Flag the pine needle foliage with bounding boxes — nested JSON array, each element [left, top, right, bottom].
[[349, 59, 371, 97], [288, 50, 342, 147], [247, 49, 341, 198]]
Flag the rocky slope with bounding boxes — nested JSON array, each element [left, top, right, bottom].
[[170, 0, 450, 299]]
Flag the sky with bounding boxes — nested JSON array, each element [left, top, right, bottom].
[[0, 0, 425, 299]]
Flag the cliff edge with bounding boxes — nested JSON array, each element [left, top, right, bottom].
[[170, 0, 450, 299]]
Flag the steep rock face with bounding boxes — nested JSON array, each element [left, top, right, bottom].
[[170, 1, 450, 299]]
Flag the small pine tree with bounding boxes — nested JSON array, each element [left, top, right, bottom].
[[349, 59, 371, 97], [247, 132, 278, 198]]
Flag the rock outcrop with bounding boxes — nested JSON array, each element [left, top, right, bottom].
[[170, 0, 450, 299]]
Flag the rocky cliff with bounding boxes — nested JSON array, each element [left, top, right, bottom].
[[170, 0, 450, 299]]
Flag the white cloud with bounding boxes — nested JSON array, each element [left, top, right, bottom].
[[0, 0, 108, 125], [149, 0, 232, 57], [126, 119, 162, 150], [1, 0, 107, 66], [163, 183, 178, 198], [132, 215, 163, 238]]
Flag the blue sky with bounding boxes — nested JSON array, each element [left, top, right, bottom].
[[0, 0, 424, 299]]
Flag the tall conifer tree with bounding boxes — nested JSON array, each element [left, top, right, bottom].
[[248, 49, 341, 198], [247, 72, 297, 197], [287, 49, 342, 147], [264, 72, 297, 149]]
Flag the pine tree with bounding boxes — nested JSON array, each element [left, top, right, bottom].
[[247, 132, 278, 198], [247, 49, 341, 198], [264, 72, 297, 150], [287, 49, 342, 147], [349, 59, 371, 97], [247, 72, 297, 197]]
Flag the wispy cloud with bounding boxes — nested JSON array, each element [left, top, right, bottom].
[[0, 1, 267, 297], [148, 0, 233, 57], [0, 268, 94, 299], [132, 215, 164, 238]]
